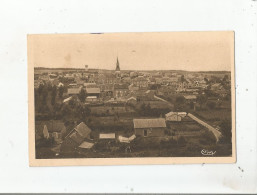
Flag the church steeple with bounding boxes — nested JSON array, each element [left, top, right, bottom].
[[115, 57, 120, 72]]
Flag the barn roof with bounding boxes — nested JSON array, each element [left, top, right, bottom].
[[69, 131, 84, 144], [74, 122, 92, 138], [99, 133, 115, 139], [67, 122, 92, 145], [133, 118, 166, 129]]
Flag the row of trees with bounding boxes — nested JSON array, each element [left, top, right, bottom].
[[138, 103, 170, 117], [35, 84, 65, 107], [35, 83, 91, 122], [173, 94, 224, 111]]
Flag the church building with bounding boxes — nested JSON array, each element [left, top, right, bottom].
[[115, 57, 121, 77]]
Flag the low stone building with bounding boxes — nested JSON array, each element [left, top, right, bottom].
[[133, 118, 167, 137]]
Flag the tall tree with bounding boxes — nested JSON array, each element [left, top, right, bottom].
[[58, 86, 64, 98], [176, 96, 185, 105], [220, 119, 232, 143], [181, 74, 185, 82], [38, 84, 44, 97], [78, 89, 86, 102], [196, 95, 207, 109], [51, 86, 57, 106], [41, 86, 48, 105]]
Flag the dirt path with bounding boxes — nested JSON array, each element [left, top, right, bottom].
[[188, 113, 222, 142]]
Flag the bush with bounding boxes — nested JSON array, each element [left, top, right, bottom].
[[207, 101, 216, 110], [200, 131, 216, 145], [160, 138, 177, 149], [219, 119, 232, 143], [178, 136, 186, 145]]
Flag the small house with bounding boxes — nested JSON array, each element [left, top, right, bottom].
[[99, 133, 116, 139], [183, 95, 197, 103], [85, 87, 101, 97], [165, 112, 187, 122], [61, 122, 92, 152], [133, 118, 167, 137], [126, 96, 137, 106]]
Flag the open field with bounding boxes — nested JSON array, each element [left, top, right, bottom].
[[35, 115, 232, 159], [141, 100, 173, 109], [193, 109, 231, 122], [90, 106, 135, 116]]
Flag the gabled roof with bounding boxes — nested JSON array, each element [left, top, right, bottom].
[[70, 131, 84, 144], [133, 118, 166, 129], [126, 96, 137, 102], [75, 122, 92, 138], [67, 122, 92, 145], [118, 134, 136, 143], [99, 133, 115, 139]]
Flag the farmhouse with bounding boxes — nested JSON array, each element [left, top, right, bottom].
[[85, 87, 101, 97], [165, 112, 187, 122], [61, 122, 92, 152], [183, 95, 197, 103], [133, 118, 167, 137]]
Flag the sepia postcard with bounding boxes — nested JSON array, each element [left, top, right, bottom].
[[28, 31, 236, 166]]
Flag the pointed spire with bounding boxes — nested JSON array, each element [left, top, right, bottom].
[[115, 57, 120, 71]]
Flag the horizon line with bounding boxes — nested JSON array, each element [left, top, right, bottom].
[[34, 67, 231, 72]]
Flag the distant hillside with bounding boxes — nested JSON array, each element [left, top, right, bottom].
[[34, 67, 230, 74]]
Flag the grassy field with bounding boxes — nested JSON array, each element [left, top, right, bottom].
[[90, 106, 135, 115], [36, 123, 232, 159], [142, 100, 173, 109], [193, 109, 231, 122]]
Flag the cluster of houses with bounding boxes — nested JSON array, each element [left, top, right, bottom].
[[35, 109, 192, 154], [34, 58, 230, 154], [34, 58, 231, 106]]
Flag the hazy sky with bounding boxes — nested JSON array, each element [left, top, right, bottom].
[[29, 32, 234, 71]]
